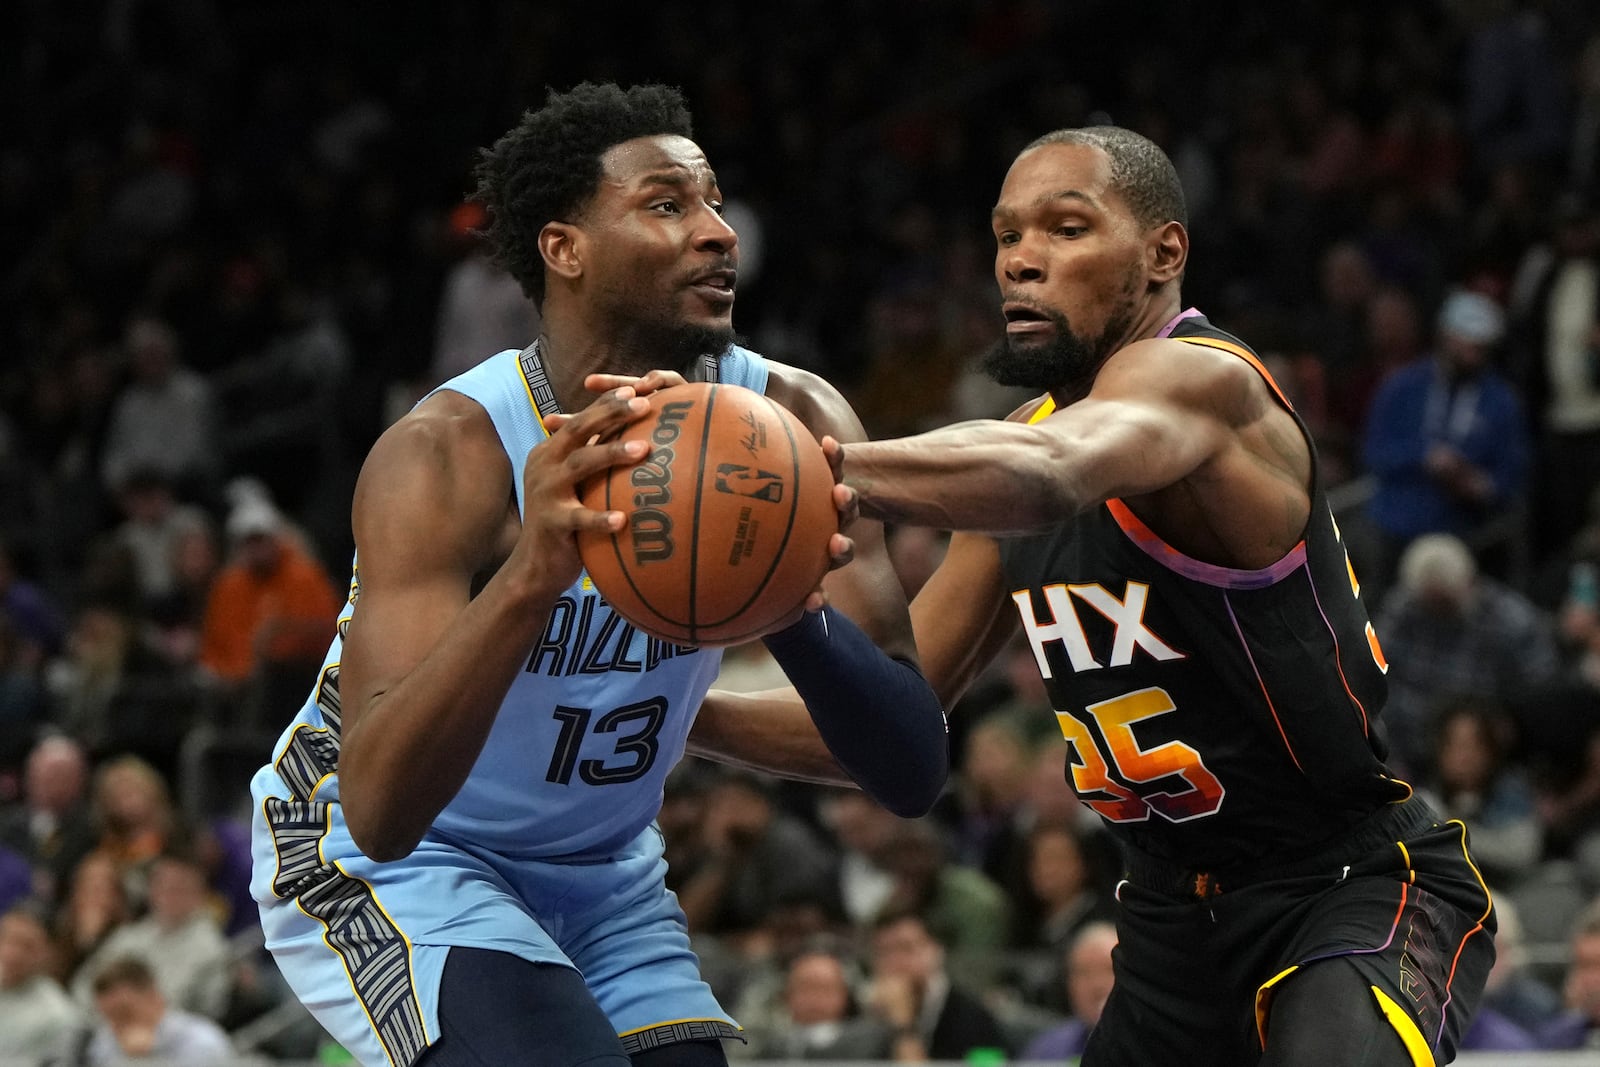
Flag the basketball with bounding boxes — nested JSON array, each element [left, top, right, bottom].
[[577, 382, 836, 646]]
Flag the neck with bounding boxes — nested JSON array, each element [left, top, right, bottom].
[[530, 332, 610, 415], [1047, 292, 1184, 409]]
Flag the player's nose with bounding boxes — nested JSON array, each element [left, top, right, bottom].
[[1000, 239, 1043, 283], [693, 205, 738, 256]]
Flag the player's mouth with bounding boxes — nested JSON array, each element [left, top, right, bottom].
[[688, 269, 737, 307], [1003, 301, 1054, 335]]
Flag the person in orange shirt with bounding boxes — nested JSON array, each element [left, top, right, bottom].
[[197, 491, 338, 688]]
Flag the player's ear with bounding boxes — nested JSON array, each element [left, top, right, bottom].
[[1147, 221, 1188, 286], [539, 222, 585, 283]]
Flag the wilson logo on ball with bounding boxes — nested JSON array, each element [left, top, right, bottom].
[[627, 400, 692, 565]]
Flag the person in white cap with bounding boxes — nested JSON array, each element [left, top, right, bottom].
[[1355, 287, 1532, 602]]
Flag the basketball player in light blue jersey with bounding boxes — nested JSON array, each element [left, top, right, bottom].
[[248, 83, 948, 1067]]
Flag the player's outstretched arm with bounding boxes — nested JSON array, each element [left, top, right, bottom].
[[690, 363, 949, 816], [337, 388, 651, 861], [834, 339, 1249, 535]]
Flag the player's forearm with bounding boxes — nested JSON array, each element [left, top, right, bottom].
[[689, 689, 858, 786], [339, 575, 561, 862], [841, 421, 1081, 534], [762, 607, 949, 816]]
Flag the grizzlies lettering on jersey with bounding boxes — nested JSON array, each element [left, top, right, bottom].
[[256, 346, 771, 861], [997, 314, 1408, 871]]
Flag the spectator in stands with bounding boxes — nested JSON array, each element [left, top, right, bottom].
[[1374, 533, 1561, 776], [1537, 895, 1600, 1049], [876, 819, 1011, 959], [99, 315, 218, 501], [942, 714, 1034, 874], [1476, 896, 1565, 1041], [1416, 698, 1543, 888], [1020, 920, 1118, 1062], [54, 853, 129, 984], [85, 954, 232, 1065], [1018, 819, 1116, 955], [0, 734, 95, 904], [1357, 288, 1531, 600], [85, 755, 182, 910], [145, 515, 220, 669], [105, 468, 211, 616], [71, 851, 230, 1020], [818, 789, 901, 930], [672, 769, 837, 945], [196, 482, 338, 694], [44, 597, 191, 768], [0, 901, 84, 1059], [1512, 196, 1600, 562], [744, 938, 893, 1060], [864, 905, 1010, 1062]]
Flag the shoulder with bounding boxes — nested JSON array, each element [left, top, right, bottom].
[[757, 359, 868, 442], [358, 391, 510, 514], [1094, 337, 1276, 421], [351, 391, 513, 569]]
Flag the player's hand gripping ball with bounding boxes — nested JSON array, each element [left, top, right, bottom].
[[577, 382, 836, 646]]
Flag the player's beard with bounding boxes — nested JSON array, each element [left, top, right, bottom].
[[984, 268, 1143, 390], [982, 300, 1137, 390], [600, 303, 738, 379]]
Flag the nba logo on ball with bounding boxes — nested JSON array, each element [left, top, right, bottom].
[[714, 464, 784, 502], [577, 383, 835, 647]]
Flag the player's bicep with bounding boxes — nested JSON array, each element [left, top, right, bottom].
[[910, 532, 1017, 708], [338, 412, 509, 729], [1038, 395, 1223, 505]]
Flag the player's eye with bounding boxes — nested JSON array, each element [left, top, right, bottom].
[[996, 231, 1019, 246], [708, 201, 725, 216], [1055, 224, 1086, 238], [651, 200, 682, 215]]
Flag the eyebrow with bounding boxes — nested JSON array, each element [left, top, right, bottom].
[[991, 189, 1098, 223], [636, 168, 719, 192]]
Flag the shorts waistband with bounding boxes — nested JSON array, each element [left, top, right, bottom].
[[1120, 797, 1439, 900]]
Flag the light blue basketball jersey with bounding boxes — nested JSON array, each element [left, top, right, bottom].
[[249, 346, 768, 1066], [253, 345, 770, 860]]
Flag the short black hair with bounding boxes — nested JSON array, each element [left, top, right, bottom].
[[1024, 126, 1188, 230], [91, 955, 159, 996], [473, 82, 694, 308]]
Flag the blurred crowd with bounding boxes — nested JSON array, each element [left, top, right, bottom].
[[7, 0, 1600, 1061]]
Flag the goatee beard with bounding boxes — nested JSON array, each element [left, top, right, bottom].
[[610, 321, 738, 378], [982, 304, 1129, 390]]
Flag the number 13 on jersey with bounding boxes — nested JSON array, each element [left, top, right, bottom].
[[1054, 686, 1225, 823]]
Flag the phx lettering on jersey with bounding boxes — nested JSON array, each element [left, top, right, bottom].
[[627, 400, 693, 565], [1012, 580, 1186, 676]]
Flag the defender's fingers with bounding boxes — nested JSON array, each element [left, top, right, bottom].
[[820, 436, 845, 481], [831, 483, 860, 530], [825, 532, 855, 571]]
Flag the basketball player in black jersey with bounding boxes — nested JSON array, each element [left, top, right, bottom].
[[828, 127, 1497, 1064]]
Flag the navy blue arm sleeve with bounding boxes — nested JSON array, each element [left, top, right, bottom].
[[761, 605, 949, 817]]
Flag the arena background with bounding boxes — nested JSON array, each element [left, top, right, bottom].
[[5, 0, 1600, 1063]]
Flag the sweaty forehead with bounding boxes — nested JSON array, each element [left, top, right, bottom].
[[599, 134, 714, 188]]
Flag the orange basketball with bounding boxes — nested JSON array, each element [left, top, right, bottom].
[[577, 381, 836, 646]]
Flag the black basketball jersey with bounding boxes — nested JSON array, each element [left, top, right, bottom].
[[996, 313, 1409, 870]]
